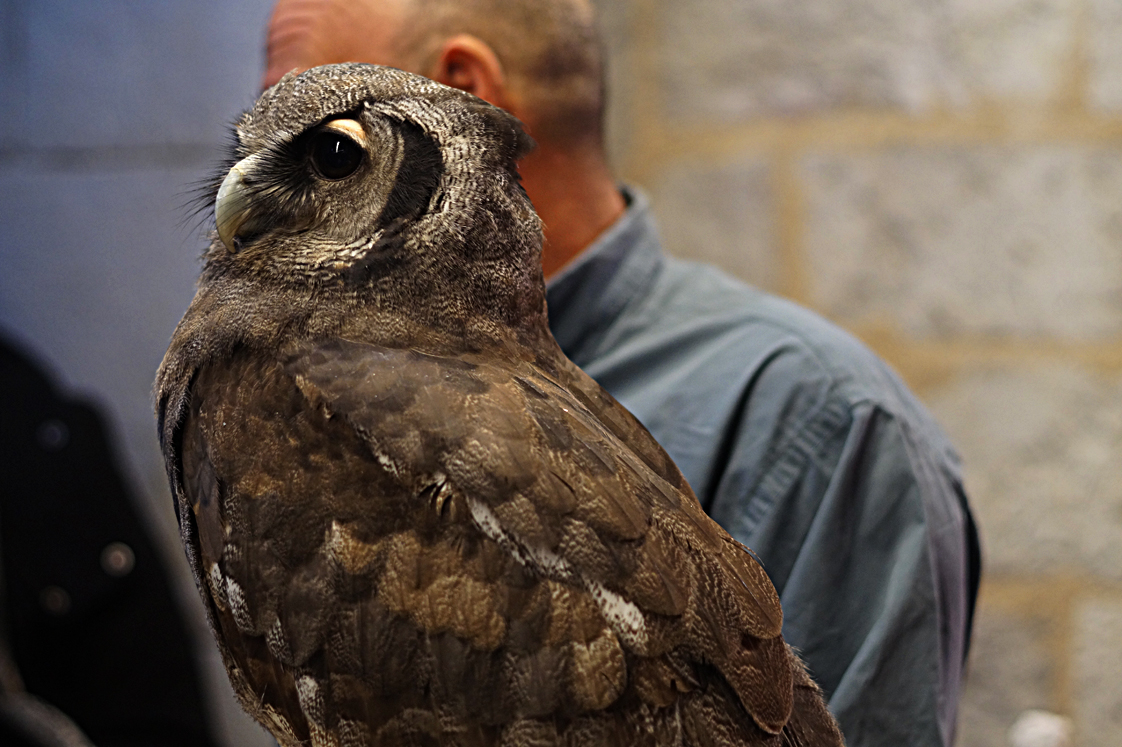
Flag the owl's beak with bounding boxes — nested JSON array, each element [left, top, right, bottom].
[[215, 155, 260, 253]]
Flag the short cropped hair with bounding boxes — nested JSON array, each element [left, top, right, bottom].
[[395, 0, 605, 147]]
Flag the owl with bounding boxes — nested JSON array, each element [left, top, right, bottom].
[[156, 63, 844, 747]]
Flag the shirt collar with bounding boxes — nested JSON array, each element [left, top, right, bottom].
[[545, 187, 664, 365]]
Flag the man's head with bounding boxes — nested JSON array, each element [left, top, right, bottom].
[[264, 0, 604, 150], [263, 0, 624, 278]]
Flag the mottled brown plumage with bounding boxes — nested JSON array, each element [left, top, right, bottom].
[[156, 63, 844, 746]]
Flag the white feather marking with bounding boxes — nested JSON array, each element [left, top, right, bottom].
[[296, 675, 335, 747], [466, 496, 648, 649], [587, 580, 648, 652], [225, 577, 254, 633], [374, 451, 400, 477], [208, 563, 228, 611], [296, 675, 320, 718], [265, 617, 292, 664]]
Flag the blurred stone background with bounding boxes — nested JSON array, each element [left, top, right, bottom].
[[1, 0, 1119, 745]]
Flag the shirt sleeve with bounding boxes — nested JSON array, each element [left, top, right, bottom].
[[706, 365, 975, 747]]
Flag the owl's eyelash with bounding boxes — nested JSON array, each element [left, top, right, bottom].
[[181, 129, 244, 232], [182, 128, 319, 241]]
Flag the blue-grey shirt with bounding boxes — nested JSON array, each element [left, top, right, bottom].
[[546, 190, 980, 747]]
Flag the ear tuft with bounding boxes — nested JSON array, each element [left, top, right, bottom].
[[472, 99, 536, 163], [512, 123, 537, 162]]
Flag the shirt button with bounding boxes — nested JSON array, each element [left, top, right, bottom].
[[40, 586, 71, 615], [100, 542, 135, 577], [36, 419, 70, 451]]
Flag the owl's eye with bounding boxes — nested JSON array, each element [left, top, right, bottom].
[[310, 131, 364, 180]]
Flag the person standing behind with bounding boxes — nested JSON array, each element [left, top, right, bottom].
[[0, 334, 218, 747], [259, 2, 982, 744]]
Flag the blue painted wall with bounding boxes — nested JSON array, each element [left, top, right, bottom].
[[0, 3, 278, 744]]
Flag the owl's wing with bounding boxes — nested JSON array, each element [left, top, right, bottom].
[[172, 338, 816, 745]]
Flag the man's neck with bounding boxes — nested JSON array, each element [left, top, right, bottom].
[[519, 143, 626, 280]]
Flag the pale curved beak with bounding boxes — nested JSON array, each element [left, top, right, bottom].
[[215, 155, 260, 252]]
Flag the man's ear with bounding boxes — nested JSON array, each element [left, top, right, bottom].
[[428, 34, 512, 111]]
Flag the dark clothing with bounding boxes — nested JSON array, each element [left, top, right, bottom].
[[0, 335, 217, 747], [547, 190, 981, 747]]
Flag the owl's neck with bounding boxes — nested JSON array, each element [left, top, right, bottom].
[[172, 260, 552, 367]]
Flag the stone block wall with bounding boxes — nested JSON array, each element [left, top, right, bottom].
[[594, 0, 1122, 744]]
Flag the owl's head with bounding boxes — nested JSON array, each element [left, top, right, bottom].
[[200, 63, 542, 335]]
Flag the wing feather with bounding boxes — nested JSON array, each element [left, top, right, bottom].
[[167, 339, 801, 743]]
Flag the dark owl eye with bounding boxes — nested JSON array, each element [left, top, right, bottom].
[[310, 131, 364, 180]]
